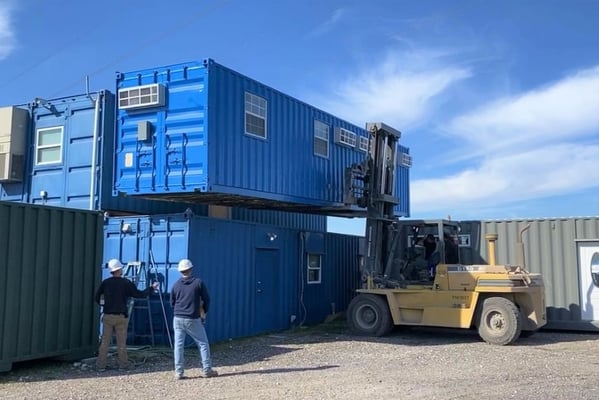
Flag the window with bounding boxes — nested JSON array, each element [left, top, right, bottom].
[[359, 136, 369, 152], [118, 84, 165, 110], [36, 126, 63, 165], [307, 254, 322, 284], [400, 152, 413, 168], [245, 92, 267, 138], [314, 120, 329, 158], [334, 127, 356, 148]]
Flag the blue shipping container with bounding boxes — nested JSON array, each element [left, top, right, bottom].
[[114, 59, 411, 217], [102, 214, 360, 345], [0, 95, 325, 231]]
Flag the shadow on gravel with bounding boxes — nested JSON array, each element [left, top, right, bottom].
[[216, 364, 338, 378]]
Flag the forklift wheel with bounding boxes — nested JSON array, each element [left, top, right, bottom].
[[347, 294, 393, 337], [477, 297, 522, 345]]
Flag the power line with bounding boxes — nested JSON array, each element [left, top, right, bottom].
[[48, 0, 232, 98]]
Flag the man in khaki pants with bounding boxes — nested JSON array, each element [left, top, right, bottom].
[[94, 259, 158, 371]]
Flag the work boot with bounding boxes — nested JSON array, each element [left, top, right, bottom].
[[200, 368, 218, 378]]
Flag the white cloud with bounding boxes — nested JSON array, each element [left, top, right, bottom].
[[311, 50, 471, 128], [446, 66, 599, 156], [308, 7, 348, 38], [409, 65, 599, 218], [0, 1, 16, 60], [411, 142, 599, 216]]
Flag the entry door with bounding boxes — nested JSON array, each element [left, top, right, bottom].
[[578, 242, 599, 321], [254, 249, 280, 334]]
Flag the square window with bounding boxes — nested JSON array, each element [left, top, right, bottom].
[[35, 126, 63, 165]]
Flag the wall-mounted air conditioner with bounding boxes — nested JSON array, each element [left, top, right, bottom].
[[0, 107, 28, 182]]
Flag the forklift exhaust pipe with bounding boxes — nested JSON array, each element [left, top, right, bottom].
[[485, 233, 498, 266], [517, 224, 532, 270]]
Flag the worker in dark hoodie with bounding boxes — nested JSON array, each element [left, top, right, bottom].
[[170, 258, 218, 380]]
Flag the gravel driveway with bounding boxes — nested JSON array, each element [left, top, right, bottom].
[[1, 321, 598, 400]]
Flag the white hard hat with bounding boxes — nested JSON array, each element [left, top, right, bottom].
[[178, 259, 193, 272], [108, 259, 123, 272]]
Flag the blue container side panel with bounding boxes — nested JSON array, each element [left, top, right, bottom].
[[300, 232, 361, 324], [114, 59, 411, 216], [231, 207, 326, 232], [189, 219, 299, 343], [114, 62, 209, 195]]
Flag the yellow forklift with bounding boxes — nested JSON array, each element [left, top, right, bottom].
[[344, 123, 546, 345]]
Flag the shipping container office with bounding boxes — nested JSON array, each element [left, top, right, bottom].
[[0, 201, 103, 372], [458, 217, 599, 331], [102, 214, 361, 345], [0, 96, 326, 232], [114, 59, 411, 217]]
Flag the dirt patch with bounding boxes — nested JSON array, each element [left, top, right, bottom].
[[2, 322, 598, 400]]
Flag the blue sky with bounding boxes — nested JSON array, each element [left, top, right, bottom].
[[1, 0, 598, 236]]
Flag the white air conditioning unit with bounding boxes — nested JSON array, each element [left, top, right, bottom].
[[0, 107, 28, 182]]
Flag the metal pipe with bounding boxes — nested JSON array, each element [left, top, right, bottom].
[[88, 92, 101, 210], [485, 233, 498, 266], [517, 224, 532, 269]]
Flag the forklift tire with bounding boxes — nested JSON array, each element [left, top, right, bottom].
[[347, 294, 393, 337], [477, 297, 522, 345]]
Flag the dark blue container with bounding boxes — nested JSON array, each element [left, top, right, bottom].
[[114, 59, 411, 217], [103, 214, 360, 344]]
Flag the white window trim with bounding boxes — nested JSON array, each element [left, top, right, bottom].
[[307, 254, 322, 284], [314, 120, 329, 158], [359, 136, 369, 152], [117, 83, 165, 110], [35, 126, 64, 165], [244, 92, 267, 139]]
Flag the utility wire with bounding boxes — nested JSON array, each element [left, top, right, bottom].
[[48, 0, 232, 98], [0, 0, 133, 90]]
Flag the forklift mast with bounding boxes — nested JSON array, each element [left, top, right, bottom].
[[344, 122, 402, 287]]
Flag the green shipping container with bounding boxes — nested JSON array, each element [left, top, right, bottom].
[[0, 201, 103, 372]]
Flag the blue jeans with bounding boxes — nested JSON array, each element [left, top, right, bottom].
[[173, 316, 212, 376]]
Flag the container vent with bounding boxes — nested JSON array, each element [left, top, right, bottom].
[[334, 127, 357, 148], [400, 152, 412, 168], [118, 84, 165, 110]]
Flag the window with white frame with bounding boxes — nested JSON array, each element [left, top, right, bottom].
[[359, 136, 369, 152], [334, 127, 356, 148], [36, 126, 63, 165], [245, 92, 267, 139], [307, 254, 322, 284], [314, 120, 329, 158]]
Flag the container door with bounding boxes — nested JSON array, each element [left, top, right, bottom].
[[578, 242, 599, 321], [254, 249, 280, 333]]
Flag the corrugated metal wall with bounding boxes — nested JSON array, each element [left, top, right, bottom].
[[231, 207, 326, 232], [0, 202, 103, 372], [103, 213, 362, 345], [460, 217, 599, 329], [115, 59, 410, 217]]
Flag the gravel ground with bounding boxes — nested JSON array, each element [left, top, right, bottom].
[[1, 322, 598, 400]]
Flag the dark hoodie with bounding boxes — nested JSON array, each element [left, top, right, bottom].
[[170, 276, 210, 318]]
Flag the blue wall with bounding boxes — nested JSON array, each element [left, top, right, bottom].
[[0, 92, 326, 231], [114, 59, 410, 217], [103, 214, 360, 345]]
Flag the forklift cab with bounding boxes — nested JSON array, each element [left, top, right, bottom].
[[397, 219, 461, 282]]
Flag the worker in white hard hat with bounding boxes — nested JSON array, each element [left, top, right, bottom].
[[94, 258, 159, 372], [170, 258, 218, 379]]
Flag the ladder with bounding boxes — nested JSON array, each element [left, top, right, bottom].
[[123, 261, 155, 346]]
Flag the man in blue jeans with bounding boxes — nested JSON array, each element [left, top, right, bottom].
[[170, 258, 218, 379]]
